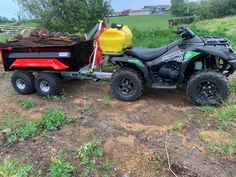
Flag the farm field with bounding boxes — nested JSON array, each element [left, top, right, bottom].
[[109, 13, 175, 30], [0, 14, 236, 176]]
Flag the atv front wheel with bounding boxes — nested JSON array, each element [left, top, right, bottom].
[[11, 71, 35, 95], [35, 73, 61, 97], [187, 70, 229, 106], [111, 67, 144, 101]]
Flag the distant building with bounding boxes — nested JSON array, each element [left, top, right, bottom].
[[110, 4, 171, 17], [120, 9, 131, 16], [129, 10, 151, 16]]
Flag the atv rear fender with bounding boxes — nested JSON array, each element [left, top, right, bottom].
[[112, 56, 152, 85]]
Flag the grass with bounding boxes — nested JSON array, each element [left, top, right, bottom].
[[0, 33, 13, 42], [0, 157, 32, 177], [102, 96, 111, 106], [172, 119, 182, 131], [208, 141, 235, 155], [201, 105, 236, 128], [0, 113, 24, 131], [230, 80, 236, 92], [19, 98, 34, 109], [109, 13, 175, 30]]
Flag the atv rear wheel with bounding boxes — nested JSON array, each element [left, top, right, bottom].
[[35, 73, 61, 97], [111, 67, 144, 101], [11, 71, 35, 95], [187, 70, 229, 106]]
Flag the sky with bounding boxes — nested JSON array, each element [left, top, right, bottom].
[[0, 0, 171, 18]]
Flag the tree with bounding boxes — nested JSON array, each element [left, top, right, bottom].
[[171, 0, 188, 16], [16, 0, 111, 33]]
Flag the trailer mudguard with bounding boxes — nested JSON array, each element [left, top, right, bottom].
[[112, 56, 152, 85]]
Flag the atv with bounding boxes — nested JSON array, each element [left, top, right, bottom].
[[110, 26, 236, 106]]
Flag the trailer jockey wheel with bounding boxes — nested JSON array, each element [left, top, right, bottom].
[[11, 71, 35, 95], [35, 73, 61, 97]]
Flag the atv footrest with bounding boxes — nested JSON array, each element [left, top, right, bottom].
[[152, 82, 177, 89]]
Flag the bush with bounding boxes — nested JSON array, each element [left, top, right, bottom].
[[169, 17, 195, 27]]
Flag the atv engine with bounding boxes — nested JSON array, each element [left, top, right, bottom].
[[158, 62, 180, 81]]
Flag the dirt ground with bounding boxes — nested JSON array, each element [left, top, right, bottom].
[[0, 68, 235, 177]]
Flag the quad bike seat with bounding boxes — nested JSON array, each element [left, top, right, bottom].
[[126, 46, 167, 61], [126, 41, 180, 61]]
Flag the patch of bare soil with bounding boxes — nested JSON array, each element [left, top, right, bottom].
[[0, 71, 236, 176]]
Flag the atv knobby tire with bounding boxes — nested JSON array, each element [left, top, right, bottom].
[[187, 70, 229, 106], [111, 67, 144, 101], [11, 71, 35, 95], [35, 73, 61, 97]]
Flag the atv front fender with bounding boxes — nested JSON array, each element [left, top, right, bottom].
[[112, 56, 152, 85]]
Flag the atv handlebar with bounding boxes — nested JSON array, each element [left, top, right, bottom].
[[177, 26, 196, 39]]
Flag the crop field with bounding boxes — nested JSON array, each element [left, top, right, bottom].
[[0, 14, 236, 176]]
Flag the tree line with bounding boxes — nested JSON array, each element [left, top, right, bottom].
[[171, 0, 236, 19], [0, 16, 17, 23]]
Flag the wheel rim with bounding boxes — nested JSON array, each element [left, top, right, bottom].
[[16, 78, 26, 90], [197, 81, 219, 100], [40, 80, 50, 93], [118, 78, 135, 95]]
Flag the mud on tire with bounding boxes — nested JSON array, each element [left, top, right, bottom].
[[187, 70, 229, 106], [11, 71, 35, 95], [35, 73, 61, 97], [111, 67, 144, 101]]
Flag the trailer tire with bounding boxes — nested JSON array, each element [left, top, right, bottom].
[[11, 71, 35, 95], [35, 73, 61, 97], [111, 67, 144, 101]]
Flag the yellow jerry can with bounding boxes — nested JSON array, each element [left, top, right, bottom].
[[99, 25, 133, 53]]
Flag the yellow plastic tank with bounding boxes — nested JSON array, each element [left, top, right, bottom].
[[99, 25, 133, 53]]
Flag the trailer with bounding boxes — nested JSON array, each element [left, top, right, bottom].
[[0, 21, 114, 97]]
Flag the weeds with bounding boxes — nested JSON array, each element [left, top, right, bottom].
[[0, 156, 32, 177], [214, 105, 236, 128], [7, 108, 69, 143], [200, 105, 236, 128], [40, 109, 66, 131], [49, 154, 75, 177], [155, 155, 165, 175], [102, 96, 111, 106], [19, 98, 34, 109], [200, 106, 215, 117], [172, 119, 182, 131], [0, 113, 24, 131], [78, 138, 112, 177], [83, 103, 95, 114], [208, 141, 234, 155]]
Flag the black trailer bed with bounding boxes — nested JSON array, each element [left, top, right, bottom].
[[0, 40, 94, 72]]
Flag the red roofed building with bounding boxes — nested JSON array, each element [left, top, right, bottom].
[[121, 9, 131, 16]]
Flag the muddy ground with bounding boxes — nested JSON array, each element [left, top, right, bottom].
[[0, 68, 235, 177]]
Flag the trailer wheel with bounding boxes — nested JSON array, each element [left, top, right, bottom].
[[11, 71, 35, 95], [35, 73, 61, 97]]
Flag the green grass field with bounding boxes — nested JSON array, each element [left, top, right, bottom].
[[109, 13, 174, 30]]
